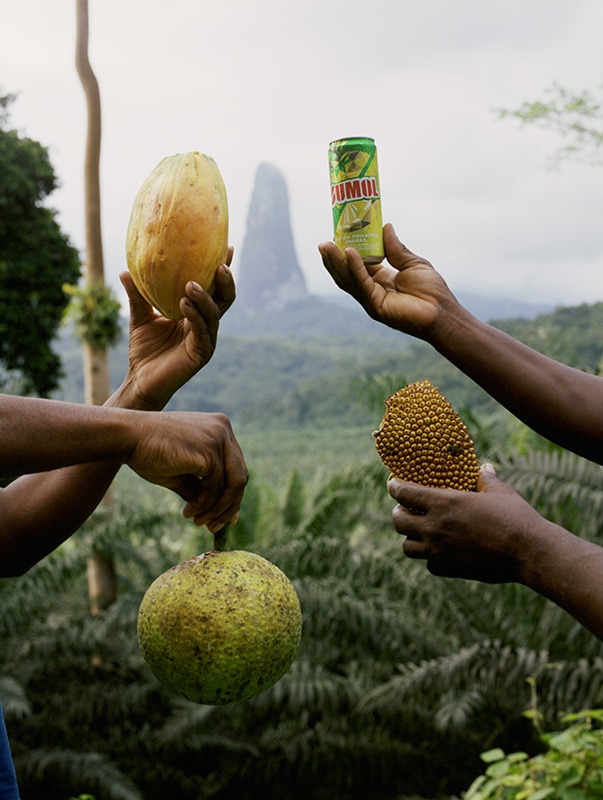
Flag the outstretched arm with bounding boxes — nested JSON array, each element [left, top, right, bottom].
[[0, 259, 244, 575], [0, 399, 247, 576], [388, 467, 603, 641], [319, 225, 603, 464]]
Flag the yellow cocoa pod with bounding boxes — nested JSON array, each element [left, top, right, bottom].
[[126, 151, 229, 320]]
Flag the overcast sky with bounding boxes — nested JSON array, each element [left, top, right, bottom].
[[2, 0, 602, 308]]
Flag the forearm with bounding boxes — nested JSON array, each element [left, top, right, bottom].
[[518, 522, 603, 641], [0, 393, 141, 476], [430, 301, 603, 463], [0, 385, 147, 576]]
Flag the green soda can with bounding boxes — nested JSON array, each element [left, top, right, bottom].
[[328, 136, 384, 264]]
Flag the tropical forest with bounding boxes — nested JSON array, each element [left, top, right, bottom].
[[2, 289, 603, 799]]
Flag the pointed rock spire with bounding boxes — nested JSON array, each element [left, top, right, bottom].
[[236, 162, 309, 312]]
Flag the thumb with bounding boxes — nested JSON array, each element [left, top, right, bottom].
[[383, 223, 429, 270], [476, 462, 501, 492], [119, 271, 155, 324]]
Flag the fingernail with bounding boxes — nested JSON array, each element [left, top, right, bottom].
[[481, 463, 497, 475]]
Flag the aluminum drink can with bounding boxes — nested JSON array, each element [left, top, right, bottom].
[[328, 136, 384, 264]]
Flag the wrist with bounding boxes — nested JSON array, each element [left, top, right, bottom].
[[105, 373, 166, 412], [427, 296, 476, 352]]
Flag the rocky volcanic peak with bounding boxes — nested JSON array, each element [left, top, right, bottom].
[[235, 162, 309, 312]]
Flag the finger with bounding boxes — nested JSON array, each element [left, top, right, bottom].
[[225, 245, 234, 267], [383, 223, 417, 265], [183, 474, 245, 529], [319, 242, 380, 311], [402, 537, 430, 560], [318, 242, 354, 294], [171, 474, 205, 504], [391, 501, 428, 541], [194, 489, 245, 532], [476, 462, 507, 493], [211, 263, 236, 314], [382, 223, 433, 273], [180, 461, 225, 521], [181, 282, 221, 348], [387, 478, 430, 514], [186, 450, 248, 529], [170, 474, 241, 532]]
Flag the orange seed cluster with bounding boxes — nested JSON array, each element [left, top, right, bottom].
[[373, 379, 480, 491]]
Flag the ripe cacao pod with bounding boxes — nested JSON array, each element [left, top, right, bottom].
[[126, 151, 229, 320]]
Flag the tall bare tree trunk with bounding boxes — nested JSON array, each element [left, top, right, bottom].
[[75, 0, 117, 615]]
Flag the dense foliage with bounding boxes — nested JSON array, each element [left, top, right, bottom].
[[465, 710, 603, 799], [1, 428, 603, 799], [0, 92, 81, 396]]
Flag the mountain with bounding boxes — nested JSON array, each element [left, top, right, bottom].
[[455, 292, 555, 323], [220, 288, 555, 341], [235, 162, 309, 312], [227, 162, 554, 337], [219, 294, 402, 343], [317, 289, 555, 325]]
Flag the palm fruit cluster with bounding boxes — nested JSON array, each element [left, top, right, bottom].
[[373, 379, 480, 491]]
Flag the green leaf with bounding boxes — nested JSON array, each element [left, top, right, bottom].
[[559, 789, 587, 800], [482, 748, 507, 763], [557, 765, 583, 789], [527, 789, 555, 800], [487, 759, 513, 779]]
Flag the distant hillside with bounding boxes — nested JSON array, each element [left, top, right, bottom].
[[318, 290, 555, 326], [52, 298, 600, 433], [456, 292, 555, 323], [494, 301, 603, 374], [219, 295, 402, 343], [219, 290, 554, 341]]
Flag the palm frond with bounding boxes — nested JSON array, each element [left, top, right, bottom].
[[535, 657, 603, 724], [250, 658, 362, 716], [498, 450, 603, 538], [0, 675, 30, 719], [347, 371, 409, 416], [281, 469, 306, 528], [0, 546, 88, 638], [358, 640, 547, 724]]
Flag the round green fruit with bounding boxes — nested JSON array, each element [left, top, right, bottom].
[[137, 550, 302, 705]]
